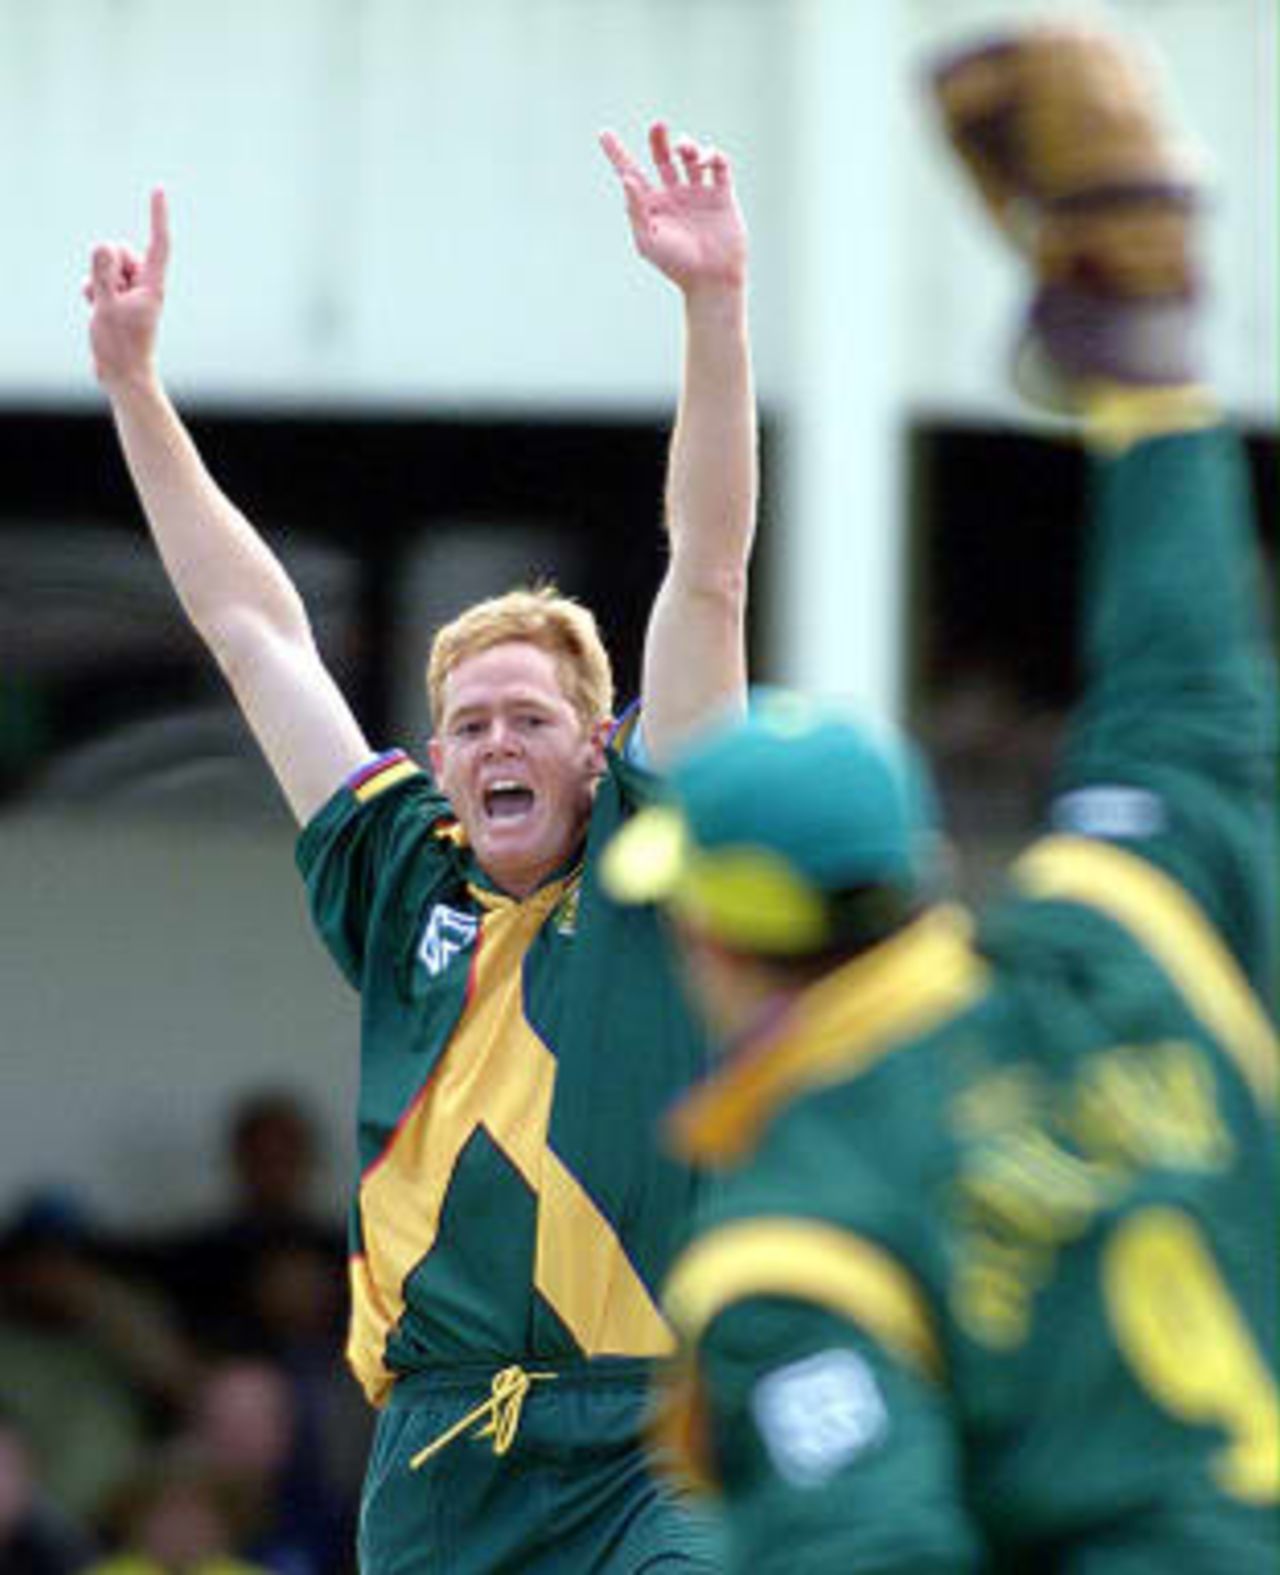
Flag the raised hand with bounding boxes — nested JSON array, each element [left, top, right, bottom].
[[84, 188, 171, 389], [600, 122, 747, 295]]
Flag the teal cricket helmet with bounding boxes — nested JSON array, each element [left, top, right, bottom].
[[602, 687, 942, 955]]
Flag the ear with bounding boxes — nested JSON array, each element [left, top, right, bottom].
[[586, 717, 612, 774], [427, 736, 444, 780]]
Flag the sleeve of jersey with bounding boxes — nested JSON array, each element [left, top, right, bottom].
[[294, 749, 451, 989], [1042, 427, 1277, 996], [665, 1222, 980, 1575]]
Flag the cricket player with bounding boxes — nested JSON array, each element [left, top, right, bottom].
[[85, 123, 755, 1572], [603, 22, 1279, 1572]]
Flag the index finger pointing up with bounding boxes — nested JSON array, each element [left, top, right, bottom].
[[147, 187, 171, 276]]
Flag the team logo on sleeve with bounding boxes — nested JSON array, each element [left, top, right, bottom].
[[750, 1348, 888, 1487], [1051, 786, 1165, 839], [418, 904, 479, 977]]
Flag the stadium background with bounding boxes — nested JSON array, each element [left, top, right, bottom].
[[1, 0, 1274, 1237]]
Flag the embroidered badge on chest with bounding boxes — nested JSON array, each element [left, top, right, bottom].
[[418, 903, 480, 977], [552, 876, 582, 938]]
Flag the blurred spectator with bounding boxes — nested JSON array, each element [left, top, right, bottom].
[[170, 1358, 349, 1575], [224, 1090, 332, 1227], [239, 1243, 368, 1556], [138, 1091, 345, 1354], [117, 1089, 363, 1575], [87, 1457, 271, 1575], [0, 1190, 198, 1526], [0, 1406, 98, 1575]]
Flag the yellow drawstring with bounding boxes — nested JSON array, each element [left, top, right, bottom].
[[409, 1365, 556, 1469]]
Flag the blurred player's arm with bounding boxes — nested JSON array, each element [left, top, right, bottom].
[[1050, 404, 1276, 983], [660, 1227, 978, 1574], [933, 27, 1277, 989], [600, 123, 757, 767], [85, 190, 371, 825]]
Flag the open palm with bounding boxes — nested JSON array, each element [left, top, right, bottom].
[[601, 122, 747, 293]]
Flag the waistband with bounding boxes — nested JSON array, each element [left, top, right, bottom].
[[394, 1357, 658, 1470], [387, 1354, 656, 1407]]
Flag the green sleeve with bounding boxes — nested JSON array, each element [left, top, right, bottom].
[[1052, 427, 1278, 994], [698, 1297, 979, 1575], [294, 756, 454, 988]]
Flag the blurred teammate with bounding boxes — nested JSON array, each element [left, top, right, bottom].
[[85, 122, 756, 1572], [604, 22, 1279, 1572]]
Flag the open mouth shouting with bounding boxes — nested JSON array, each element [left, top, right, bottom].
[[484, 779, 536, 822]]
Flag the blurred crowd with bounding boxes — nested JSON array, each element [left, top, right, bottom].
[[0, 1091, 370, 1575]]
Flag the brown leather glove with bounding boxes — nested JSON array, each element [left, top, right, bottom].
[[931, 23, 1205, 407]]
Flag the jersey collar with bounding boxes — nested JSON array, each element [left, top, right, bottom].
[[668, 905, 989, 1168]]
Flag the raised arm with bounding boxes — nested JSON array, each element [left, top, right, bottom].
[[600, 124, 757, 766], [932, 25, 1278, 993], [85, 191, 371, 824]]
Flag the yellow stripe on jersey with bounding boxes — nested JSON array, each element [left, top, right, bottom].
[[347, 1252, 398, 1405], [351, 879, 671, 1404], [535, 1148, 674, 1358], [1014, 836, 1279, 1110], [665, 1217, 943, 1381]]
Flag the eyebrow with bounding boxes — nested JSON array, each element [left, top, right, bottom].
[[446, 694, 559, 723]]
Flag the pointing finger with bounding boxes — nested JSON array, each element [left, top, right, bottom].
[[147, 187, 171, 278]]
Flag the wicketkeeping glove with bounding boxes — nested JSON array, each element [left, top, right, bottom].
[[931, 22, 1206, 409]]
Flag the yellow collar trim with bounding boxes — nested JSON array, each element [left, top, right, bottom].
[[669, 905, 989, 1167], [1014, 835, 1279, 1109], [466, 868, 579, 916]]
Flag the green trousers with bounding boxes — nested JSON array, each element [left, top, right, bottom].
[[359, 1358, 723, 1574]]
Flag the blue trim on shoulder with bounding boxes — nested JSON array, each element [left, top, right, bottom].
[[345, 748, 409, 792], [608, 701, 650, 769]]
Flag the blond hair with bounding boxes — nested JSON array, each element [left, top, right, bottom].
[[427, 585, 614, 732]]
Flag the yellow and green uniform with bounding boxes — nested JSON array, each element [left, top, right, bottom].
[[660, 425, 1279, 1573], [297, 738, 721, 1572]]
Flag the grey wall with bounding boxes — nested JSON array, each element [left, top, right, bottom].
[[3, 812, 357, 1228]]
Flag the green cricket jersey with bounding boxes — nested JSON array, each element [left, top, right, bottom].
[[659, 428, 1279, 1572], [297, 734, 711, 1407]]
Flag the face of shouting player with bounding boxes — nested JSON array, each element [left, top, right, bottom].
[[429, 641, 609, 899]]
